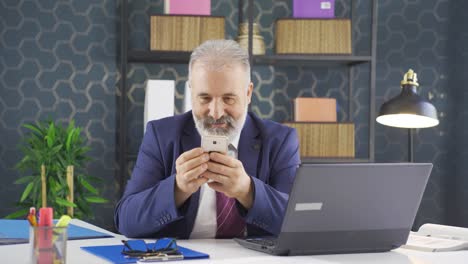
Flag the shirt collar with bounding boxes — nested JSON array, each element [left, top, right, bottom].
[[230, 130, 241, 150]]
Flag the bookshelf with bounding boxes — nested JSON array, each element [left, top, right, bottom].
[[118, 0, 378, 196]]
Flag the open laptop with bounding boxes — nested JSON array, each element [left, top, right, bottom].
[[235, 163, 433, 255]]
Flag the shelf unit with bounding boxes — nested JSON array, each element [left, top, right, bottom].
[[118, 0, 377, 196]]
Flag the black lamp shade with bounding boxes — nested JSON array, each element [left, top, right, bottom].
[[376, 85, 439, 128]]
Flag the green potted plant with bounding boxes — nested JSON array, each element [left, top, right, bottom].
[[5, 120, 108, 219]]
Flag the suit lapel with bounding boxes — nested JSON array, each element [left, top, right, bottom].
[[180, 114, 201, 236], [181, 116, 201, 153], [238, 114, 261, 178]]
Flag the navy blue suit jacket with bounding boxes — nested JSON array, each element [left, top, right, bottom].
[[114, 111, 300, 238]]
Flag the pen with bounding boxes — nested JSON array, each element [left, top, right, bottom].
[[27, 207, 37, 227]]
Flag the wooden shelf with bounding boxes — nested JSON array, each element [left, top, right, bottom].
[[253, 54, 372, 66], [127, 50, 371, 66], [127, 50, 191, 63]]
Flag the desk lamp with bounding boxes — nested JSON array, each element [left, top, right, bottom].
[[376, 69, 439, 162]]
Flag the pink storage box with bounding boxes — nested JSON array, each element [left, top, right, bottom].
[[164, 0, 211, 16]]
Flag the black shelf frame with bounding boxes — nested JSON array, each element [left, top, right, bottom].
[[126, 51, 372, 66], [254, 54, 372, 66], [119, 0, 128, 197], [128, 50, 192, 63], [118, 0, 378, 196]]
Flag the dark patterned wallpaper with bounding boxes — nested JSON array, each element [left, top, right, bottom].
[[0, 0, 119, 229], [448, 0, 468, 226], [374, 0, 454, 228], [1, 0, 466, 231]]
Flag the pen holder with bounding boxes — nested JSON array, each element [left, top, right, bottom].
[[30, 226, 68, 264]]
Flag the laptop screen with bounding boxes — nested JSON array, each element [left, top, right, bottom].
[[280, 163, 432, 233]]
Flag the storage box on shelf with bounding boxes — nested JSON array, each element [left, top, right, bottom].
[[275, 19, 351, 54], [150, 15, 225, 52], [293, 0, 335, 18], [164, 0, 211, 15], [283, 122, 355, 158], [293, 97, 337, 122]]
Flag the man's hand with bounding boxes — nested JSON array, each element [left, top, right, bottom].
[[203, 152, 254, 209], [175, 147, 210, 207]]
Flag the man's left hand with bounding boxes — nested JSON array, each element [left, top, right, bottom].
[[202, 152, 254, 209]]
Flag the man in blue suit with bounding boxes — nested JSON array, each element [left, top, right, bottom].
[[114, 40, 300, 239]]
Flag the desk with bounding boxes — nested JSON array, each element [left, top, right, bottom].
[[1, 219, 467, 264]]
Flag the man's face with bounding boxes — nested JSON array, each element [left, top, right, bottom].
[[190, 62, 253, 140]]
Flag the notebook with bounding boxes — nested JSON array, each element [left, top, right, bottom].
[[81, 243, 209, 264], [0, 219, 113, 245], [403, 224, 468, 252]]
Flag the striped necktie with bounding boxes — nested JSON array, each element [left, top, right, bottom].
[[215, 144, 246, 238]]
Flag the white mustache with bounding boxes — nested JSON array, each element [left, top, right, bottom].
[[204, 116, 234, 127]]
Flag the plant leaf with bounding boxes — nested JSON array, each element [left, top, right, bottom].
[[50, 144, 63, 155], [46, 122, 55, 148], [66, 128, 75, 152], [22, 123, 43, 135], [3, 208, 30, 219], [14, 175, 35, 185], [55, 197, 77, 207], [85, 196, 108, 203], [20, 182, 35, 202], [80, 177, 98, 194]]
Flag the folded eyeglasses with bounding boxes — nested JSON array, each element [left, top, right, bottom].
[[121, 238, 181, 258]]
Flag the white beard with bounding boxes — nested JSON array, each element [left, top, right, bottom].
[[192, 105, 248, 143]]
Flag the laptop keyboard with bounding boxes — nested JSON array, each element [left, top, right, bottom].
[[246, 238, 277, 247]]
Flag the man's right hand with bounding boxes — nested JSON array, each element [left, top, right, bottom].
[[174, 147, 210, 207]]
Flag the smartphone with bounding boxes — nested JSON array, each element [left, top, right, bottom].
[[201, 135, 228, 154]]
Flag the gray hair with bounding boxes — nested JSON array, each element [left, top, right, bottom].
[[188, 39, 251, 87]]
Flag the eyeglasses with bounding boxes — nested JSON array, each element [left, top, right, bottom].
[[121, 238, 181, 258]]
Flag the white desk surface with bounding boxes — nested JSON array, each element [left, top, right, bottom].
[[1, 219, 467, 264]]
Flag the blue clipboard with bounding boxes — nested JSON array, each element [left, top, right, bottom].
[[81, 243, 209, 263], [0, 219, 113, 245]]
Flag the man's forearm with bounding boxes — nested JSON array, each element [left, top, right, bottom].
[[115, 174, 182, 238], [174, 184, 193, 208], [236, 177, 254, 209]]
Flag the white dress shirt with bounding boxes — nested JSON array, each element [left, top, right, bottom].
[[190, 133, 240, 238]]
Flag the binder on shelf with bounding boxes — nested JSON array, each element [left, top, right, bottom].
[[164, 0, 211, 16], [276, 19, 351, 54], [184, 81, 192, 112], [150, 15, 225, 52], [284, 122, 355, 158], [144, 80, 175, 133], [293, 97, 337, 122]]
